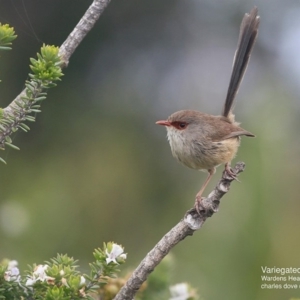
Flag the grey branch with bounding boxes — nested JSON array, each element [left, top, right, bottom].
[[0, 0, 111, 149], [59, 0, 111, 67], [114, 162, 246, 300]]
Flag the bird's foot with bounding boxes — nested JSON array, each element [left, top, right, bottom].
[[194, 195, 205, 215], [224, 164, 240, 182]]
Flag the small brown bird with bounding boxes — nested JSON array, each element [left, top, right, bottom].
[[156, 7, 260, 213]]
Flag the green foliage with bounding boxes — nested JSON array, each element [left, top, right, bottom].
[[0, 42, 64, 164], [0, 249, 200, 300], [0, 23, 17, 50], [29, 45, 63, 81], [0, 243, 127, 300], [0, 24, 17, 85]]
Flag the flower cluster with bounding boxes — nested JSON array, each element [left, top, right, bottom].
[[26, 264, 53, 286], [0, 242, 127, 299], [3, 260, 20, 282], [1, 247, 199, 300], [24, 255, 88, 298], [169, 282, 197, 300]]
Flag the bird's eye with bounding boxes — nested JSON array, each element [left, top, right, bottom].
[[171, 121, 188, 130]]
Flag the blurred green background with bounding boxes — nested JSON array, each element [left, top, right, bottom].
[[1, 0, 300, 299]]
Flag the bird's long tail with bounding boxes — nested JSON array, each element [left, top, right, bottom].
[[222, 7, 260, 118]]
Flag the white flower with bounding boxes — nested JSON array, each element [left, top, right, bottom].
[[25, 278, 36, 286], [105, 243, 127, 264], [79, 276, 86, 286], [33, 264, 48, 281], [8, 260, 18, 269], [26, 264, 51, 286], [4, 260, 20, 282], [169, 283, 190, 300], [61, 277, 69, 287]]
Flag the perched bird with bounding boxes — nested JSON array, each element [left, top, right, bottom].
[[156, 7, 260, 213]]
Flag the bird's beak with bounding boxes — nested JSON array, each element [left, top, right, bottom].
[[156, 120, 171, 126]]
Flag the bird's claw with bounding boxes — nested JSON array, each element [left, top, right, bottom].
[[194, 195, 205, 215], [224, 165, 241, 182]]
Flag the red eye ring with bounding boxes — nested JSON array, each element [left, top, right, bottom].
[[171, 121, 188, 130]]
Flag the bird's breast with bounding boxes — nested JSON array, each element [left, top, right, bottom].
[[166, 128, 240, 171]]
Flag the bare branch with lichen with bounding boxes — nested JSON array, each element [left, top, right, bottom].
[[114, 162, 246, 300]]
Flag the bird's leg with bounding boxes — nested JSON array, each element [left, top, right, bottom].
[[224, 162, 240, 182], [194, 168, 216, 214]]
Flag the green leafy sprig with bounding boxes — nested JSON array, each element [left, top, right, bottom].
[[0, 44, 63, 164], [0, 23, 17, 50]]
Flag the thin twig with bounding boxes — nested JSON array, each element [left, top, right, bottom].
[[59, 0, 111, 67], [114, 162, 246, 300]]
